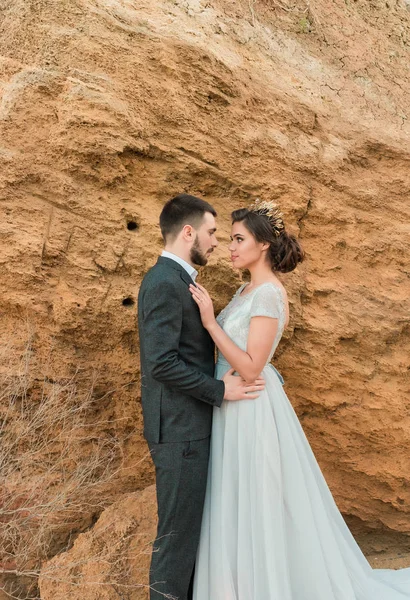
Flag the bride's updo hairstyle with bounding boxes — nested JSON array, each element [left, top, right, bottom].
[[231, 200, 304, 273]]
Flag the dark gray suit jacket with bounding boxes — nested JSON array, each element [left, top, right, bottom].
[[138, 257, 225, 443]]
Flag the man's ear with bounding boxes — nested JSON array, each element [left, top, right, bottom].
[[182, 224, 194, 241]]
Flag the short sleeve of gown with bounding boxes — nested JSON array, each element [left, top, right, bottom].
[[249, 284, 281, 319]]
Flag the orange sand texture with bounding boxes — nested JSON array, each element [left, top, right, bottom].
[[0, 0, 409, 597]]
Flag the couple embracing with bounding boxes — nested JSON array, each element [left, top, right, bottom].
[[138, 194, 410, 600]]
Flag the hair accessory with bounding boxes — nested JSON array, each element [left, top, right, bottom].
[[249, 198, 285, 237]]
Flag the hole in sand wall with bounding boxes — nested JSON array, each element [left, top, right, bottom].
[[122, 297, 135, 307]]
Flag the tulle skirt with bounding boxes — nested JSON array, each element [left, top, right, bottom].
[[193, 360, 410, 600]]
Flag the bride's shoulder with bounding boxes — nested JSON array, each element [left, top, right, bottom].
[[253, 282, 289, 310], [255, 280, 285, 294], [272, 281, 288, 300]]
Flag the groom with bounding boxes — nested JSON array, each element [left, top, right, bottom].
[[138, 193, 264, 600]]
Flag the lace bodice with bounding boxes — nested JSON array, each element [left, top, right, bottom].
[[216, 282, 286, 366]]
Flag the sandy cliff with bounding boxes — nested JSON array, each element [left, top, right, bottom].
[[0, 0, 409, 597]]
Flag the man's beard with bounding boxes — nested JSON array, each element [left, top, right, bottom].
[[190, 236, 210, 267]]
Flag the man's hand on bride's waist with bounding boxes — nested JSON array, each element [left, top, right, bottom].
[[222, 368, 265, 402]]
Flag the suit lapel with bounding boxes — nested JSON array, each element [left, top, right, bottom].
[[179, 269, 194, 287], [157, 256, 195, 287]]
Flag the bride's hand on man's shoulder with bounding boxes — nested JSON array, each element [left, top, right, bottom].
[[189, 283, 217, 329]]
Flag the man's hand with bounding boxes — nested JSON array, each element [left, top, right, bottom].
[[222, 368, 265, 401]]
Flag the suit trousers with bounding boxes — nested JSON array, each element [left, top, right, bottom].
[[148, 437, 210, 600]]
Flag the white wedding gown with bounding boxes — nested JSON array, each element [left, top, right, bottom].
[[193, 282, 410, 600]]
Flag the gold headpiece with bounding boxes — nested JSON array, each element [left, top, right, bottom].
[[249, 198, 285, 237]]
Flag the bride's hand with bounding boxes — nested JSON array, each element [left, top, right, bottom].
[[189, 283, 216, 330]]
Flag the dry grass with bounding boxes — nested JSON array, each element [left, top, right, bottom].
[[0, 336, 126, 599]]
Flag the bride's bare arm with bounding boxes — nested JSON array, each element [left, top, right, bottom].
[[190, 283, 278, 383], [209, 317, 278, 383]]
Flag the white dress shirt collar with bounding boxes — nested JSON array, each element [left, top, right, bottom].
[[161, 250, 198, 282]]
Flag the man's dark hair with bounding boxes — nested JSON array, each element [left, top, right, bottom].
[[159, 193, 217, 241]]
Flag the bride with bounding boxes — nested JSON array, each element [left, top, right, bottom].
[[189, 200, 410, 600]]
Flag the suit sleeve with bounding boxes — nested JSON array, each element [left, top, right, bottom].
[[140, 278, 225, 407]]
